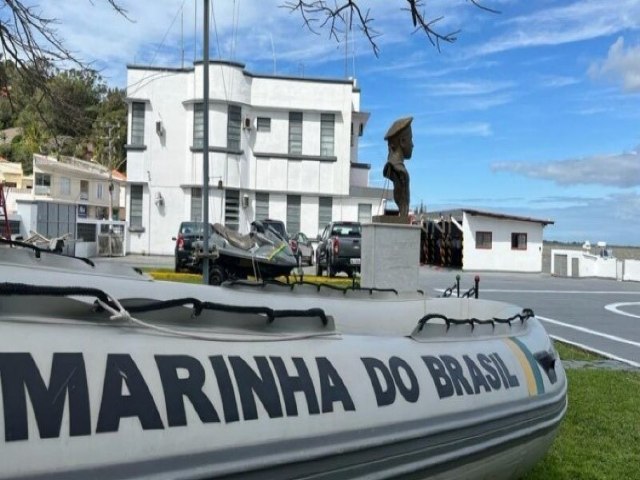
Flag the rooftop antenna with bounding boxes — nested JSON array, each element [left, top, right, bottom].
[[269, 33, 276, 74], [344, 9, 349, 77]]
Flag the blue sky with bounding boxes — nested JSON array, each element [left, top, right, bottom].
[[35, 0, 640, 245]]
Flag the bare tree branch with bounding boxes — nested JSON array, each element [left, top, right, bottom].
[[0, 1, 127, 150], [282, 0, 499, 57]]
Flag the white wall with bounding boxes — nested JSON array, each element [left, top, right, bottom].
[[462, 213, 544, 272], [623, 260, 640, 282], [125, 62, 381, 256], [551, 249, 621, 279]]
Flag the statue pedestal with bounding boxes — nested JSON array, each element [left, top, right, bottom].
[[372, 214, 411, 225], [360, 222, 420, 292]]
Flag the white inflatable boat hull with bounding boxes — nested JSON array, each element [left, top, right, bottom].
[[0, 248, 567, 479]]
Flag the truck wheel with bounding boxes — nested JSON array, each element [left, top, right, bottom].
[[328, 264, 335, 277], [208, 265, 226, 286]]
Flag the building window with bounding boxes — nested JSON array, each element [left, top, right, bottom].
[[193, 103, 204, 149], [288, 111, 303, 154], [358, 203, 372, 223], [511, 232, 528, 250], [80, 180, 89, 201], [131, 102, 145, 145], [318, 196, 332, 231], [476, 231, 492, 249], [225, 189, 240, 231], [130, 184, 143, 229], [255, 192, 269, 220], [97, 183, 104, 199], [59, 177, 71, 196], [77, 223, 97, 242], [9, 219, 20, 235], [191, 187, 202, 222], [34, 173, 51, 195], [257, 117, 271, 132], [287, 195, 301, 234], [227, 104, 242, 151], [320, 113, 335, 157]]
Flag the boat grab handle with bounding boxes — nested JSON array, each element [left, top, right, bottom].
[[417, 308, 535, 332]]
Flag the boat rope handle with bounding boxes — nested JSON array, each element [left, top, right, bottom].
[[118, 297, 329, 326], [227, 278, 403, 296], [0, 282, 334, 342], [0, 282, 113, 304], [95, 297, 335, 343], [417, 308, 535, 332]]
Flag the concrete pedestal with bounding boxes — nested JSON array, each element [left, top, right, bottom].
[[360, 222, 420, 292]]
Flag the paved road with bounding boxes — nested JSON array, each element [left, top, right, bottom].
[[419, 267, 640, 367], [96, 256, 640, 367]]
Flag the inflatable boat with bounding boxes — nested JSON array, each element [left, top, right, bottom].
[[0, 244, 567, 480]]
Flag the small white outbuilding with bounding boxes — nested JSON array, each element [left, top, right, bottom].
[[423, 208, 554, 273]]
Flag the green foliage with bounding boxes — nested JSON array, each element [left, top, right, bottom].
[[554, 341, 604, 361], [92, 88, 127, 172], [522, 369, 640, 480], [0, 60, 126, 170]]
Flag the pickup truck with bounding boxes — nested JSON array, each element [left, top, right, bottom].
[[315, 221, 362, 277]]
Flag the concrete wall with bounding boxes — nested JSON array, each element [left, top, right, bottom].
[[462, 213, 544, 272], [623, 260, 640, 282], [551, 249, 621, 279]]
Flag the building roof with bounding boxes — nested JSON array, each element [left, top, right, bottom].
[[127, 59, 358, 89], [426, 208, 554, 226]]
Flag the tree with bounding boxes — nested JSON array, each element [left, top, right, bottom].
[[0, 1, 127, 126], [92, 88, 127, 173], [283, 0, 499, 56]]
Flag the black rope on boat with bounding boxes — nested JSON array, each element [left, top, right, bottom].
[[417, 308, 535, 332], [0, 282, 114, 306], [0, 283, 329, 327], [0, 237, 96, 267], [226, 278, 400, 296]]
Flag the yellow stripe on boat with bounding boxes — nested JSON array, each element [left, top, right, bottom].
[[504, 337, 545, 396]]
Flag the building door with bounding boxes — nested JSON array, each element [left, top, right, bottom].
[[571, 257, 580, 277], [555, 254, 568, 277]]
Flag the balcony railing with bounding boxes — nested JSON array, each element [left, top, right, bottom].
[[34, 186, 51, 196]]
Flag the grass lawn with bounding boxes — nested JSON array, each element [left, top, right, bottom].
[[522, 368, 640, 480], [141, 272, 640, 479]]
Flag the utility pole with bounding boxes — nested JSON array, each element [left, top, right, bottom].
[[202, 0, 210, 284], [101, 122, 121, 222]]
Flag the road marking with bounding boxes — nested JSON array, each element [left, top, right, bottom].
[[433, 289, 640, 295], [550, 335, 640, 368], [537, 315, 640, 349], [604, 302, 640, 319]]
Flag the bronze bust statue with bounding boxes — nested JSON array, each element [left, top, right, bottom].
[[383, 116, 413, 217]]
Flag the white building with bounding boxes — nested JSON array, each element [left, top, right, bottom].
[[8, 154, 126, 255], [125, 60, 386, 256], [424, 209, 554, 273]]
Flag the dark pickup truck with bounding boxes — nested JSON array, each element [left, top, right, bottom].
[[315, 221, 362, 277]]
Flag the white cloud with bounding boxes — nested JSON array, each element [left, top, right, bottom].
[[422, 122, 493, 137], [421, 80, 514, 96], [538, 75, 581, 88], [589, 37, 640, 92], [491, 147, 640, 188], [474, 0, 640, 56]]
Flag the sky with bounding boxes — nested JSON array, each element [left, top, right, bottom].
[[28, 0, 640, 246]]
